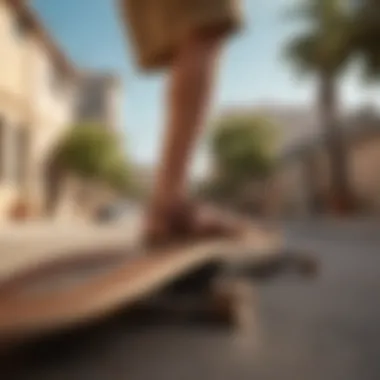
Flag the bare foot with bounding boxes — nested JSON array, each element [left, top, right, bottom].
[[143, 202, 246, 248]]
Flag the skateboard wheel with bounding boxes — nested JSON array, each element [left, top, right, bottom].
[[210, 277, 255, 329]]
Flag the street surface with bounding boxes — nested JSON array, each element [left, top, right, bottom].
[[1, 219, 380, 380], [0, 215, 142, 280]]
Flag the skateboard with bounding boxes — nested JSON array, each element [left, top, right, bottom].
[[0, 227, 317, 350]]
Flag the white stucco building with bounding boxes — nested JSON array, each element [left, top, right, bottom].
[[0, 0, 77, 219]]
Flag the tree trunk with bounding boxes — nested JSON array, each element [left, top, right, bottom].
[[303, 153, 323, 215], [319, 71, 355, 214]]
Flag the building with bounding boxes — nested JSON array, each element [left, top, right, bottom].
[[211, 104, 380, 217], [264, 108, 380, 217], [0, 0, 77, 219], [75, 71, 123, 132], [220, 103, 321, 157]]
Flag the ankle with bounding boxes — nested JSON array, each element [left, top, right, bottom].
[[144, 198, 194, 236], [147, 195, 187, 219]]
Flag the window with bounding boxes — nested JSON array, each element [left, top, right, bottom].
[[12, 13, 30, 40], [16, 126, 30, 186]]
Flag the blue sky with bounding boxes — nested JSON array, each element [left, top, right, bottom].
[[31, 0, 378, 172]]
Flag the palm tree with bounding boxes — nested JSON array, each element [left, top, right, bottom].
[[285, 0, 356, 213]]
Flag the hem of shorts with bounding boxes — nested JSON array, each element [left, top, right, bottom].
[[136, 18, 243, 73]]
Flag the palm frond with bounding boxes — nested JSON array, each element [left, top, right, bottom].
[[360, 50, 380, 81], [350, 0, 380, 79], [284, 33, 320, 71], [283, 0, 354, 75]]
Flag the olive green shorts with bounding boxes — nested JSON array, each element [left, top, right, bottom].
[[118, 0, 243, 72]]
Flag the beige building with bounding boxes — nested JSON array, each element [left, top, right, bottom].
[[212, 105, 380, 217], [75, 71, 123, 132], [264, 110, 380, 217], [0, 0, 76, 220]]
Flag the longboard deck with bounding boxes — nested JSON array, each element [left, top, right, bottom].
[[0, 227, 283, 343]]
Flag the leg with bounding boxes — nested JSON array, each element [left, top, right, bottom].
[[119, 0, 244, 244], [145, 32, 226, 238]]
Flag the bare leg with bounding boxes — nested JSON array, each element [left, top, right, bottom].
[[145, 32, 226, 237]]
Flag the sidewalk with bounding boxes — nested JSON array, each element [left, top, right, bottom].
[[0, 219, 141, 281]]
